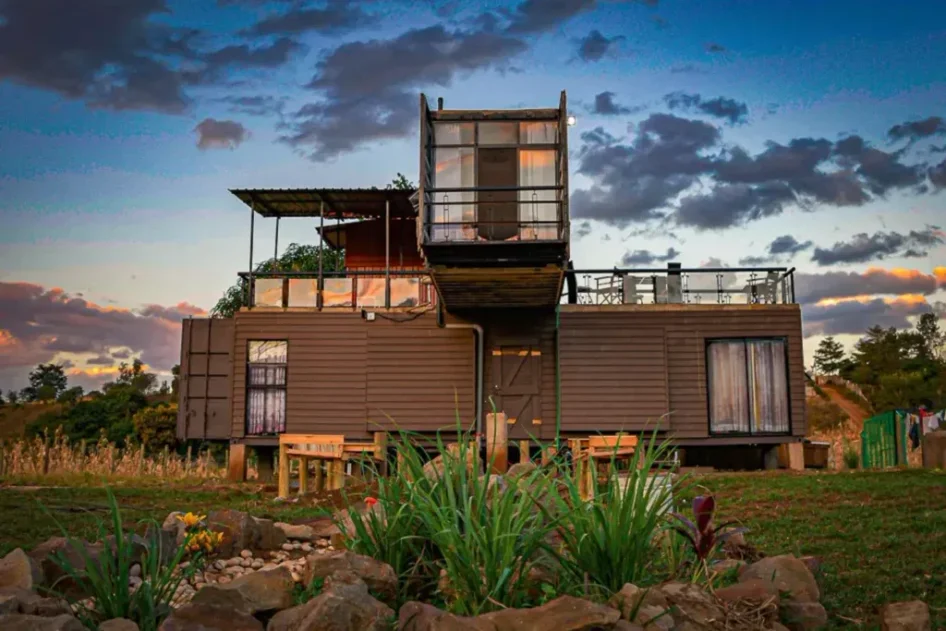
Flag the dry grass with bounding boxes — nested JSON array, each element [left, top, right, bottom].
[[0, 428, 224, 481]]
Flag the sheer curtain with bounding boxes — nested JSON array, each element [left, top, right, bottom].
[[432, 148, 475, 241], [518, 150, 557, 240], [707, 341, 750, 433], [748, 340, 790, 433], [246, 341, 287, 435]]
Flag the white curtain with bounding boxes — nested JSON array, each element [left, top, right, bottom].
[[431, 148, 475, 241], [518, 150, 557, 240], [748, 340, 790, 433], [707, 341, 750, 433], [246, 341, 287, 435]]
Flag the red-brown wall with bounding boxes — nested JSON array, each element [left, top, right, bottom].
[[342, 218, 424, 270]]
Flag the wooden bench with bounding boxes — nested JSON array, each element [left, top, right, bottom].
[[569, 434, 639, 500], [278, 433, 386, 498]]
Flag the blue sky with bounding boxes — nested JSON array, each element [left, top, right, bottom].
[[1, 0, 945, 391]]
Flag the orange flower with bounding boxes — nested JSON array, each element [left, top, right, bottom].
[[365, 497, 378, 507]]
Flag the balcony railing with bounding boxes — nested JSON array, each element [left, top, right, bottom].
[[238, 270, 436, 310], [422, 185, 566, 243], [569, 266, 796, 305]]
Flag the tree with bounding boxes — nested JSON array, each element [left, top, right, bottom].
[[7, 390, 19, 406], [133, 403, 178, 452], [813, 337, 846, 375], [386, 173, 415, 190], [171, 364, 180, 396], [23, 363, 68, 402], [111, 359, 157, 394], [211, 243, 345, 318], [0, 391, 4, 408], [57, 386, 84, 406], [917, 313, 946, 360]]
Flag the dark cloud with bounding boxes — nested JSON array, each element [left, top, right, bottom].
[[87, 354, 115, 366], [111, 348, 133, 360], [575, 221, 592, 238], [194, 119, 250, 150], [571, 115, 719, 226], [794, 268, 941, 305], [0, 281, 206, 390], [810, 226, 945, 265], [833, 135, 926, 195], [887, 116, 946, 143], [201, 37, 304, 75], [737, 234, 812, 266], [675, 182, 795, 230], [589, 91, 639, 116], [504, 0, 596, 34], [218, 95, 287, 117], [244, 0, 377, 36], [669, 64, 703, 74], [620, 247, 680, 266], [705, 42, 727, 53], [284, 24, 526, 159], [664, 92, 748, 125], [802, 296, 933, 337], [575, 30, 624, 62], [929, 157, 946, 189]]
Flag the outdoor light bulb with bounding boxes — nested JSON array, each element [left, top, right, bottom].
[[567, 115, 578, 126]]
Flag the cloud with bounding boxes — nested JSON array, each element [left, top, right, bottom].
[[573, 111, 943, 230], [588, 91, 639, 116], [887, 116, 946, 143], [575, 30, 624, 62], [111, 348, 133, 360], [705, 42, 727, 53], [811, 226, 945, 265], [199, 37, 304, 78], [244, 0, 377, 36], [0, 281, 205, 391], [575, 221, 592, 238], [802, 295, 934, 337], [503, 0, 596, 34], [737, 234, 813, 265], [87, 354, 116, 366], [794, 267, 942, 305], [664, 92, 748, 125], [218, 95, 287, 117], [283, 23, 526, 160], [620, 247, 680, 265], [194, 118, 250, 150]]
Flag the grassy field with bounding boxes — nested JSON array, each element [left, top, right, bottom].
[[0, 469, 942, 629]]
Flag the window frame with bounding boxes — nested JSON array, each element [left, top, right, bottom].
[[704, 336, 792, 437], [245, 340, 288, 436]]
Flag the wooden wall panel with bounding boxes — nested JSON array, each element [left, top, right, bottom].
[[177, 318, 234, 440]]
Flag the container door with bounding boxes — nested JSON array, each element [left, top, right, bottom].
[[491, 345, 542, 440]]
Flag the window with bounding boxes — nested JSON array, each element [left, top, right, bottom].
[[707, 338, 790, 434], [246, 341, 287, 435]]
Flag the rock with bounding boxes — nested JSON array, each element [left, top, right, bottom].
[[613, 623, 645, 631], [657, 582, 725, 629], [240, 550, 253, 559], [267, 580, 393, 631], [480, 596, 621, 631], [711, 559, 747, 576], [252, 518, 287, 551], [281, 544, 294, 552], [799, 556, 822, 575], [161, 513, 187, 546], [28, 538, 103, 598], [225, 567, 245, 577], [206, 510, 257, 557], [251, 560, 264, 570], [0, 587, 70, 617], [193, 567, 294, 614], [99, 620, 140, 631], [129, 564, 141, 578], [715, 578, 780, 605], [213, 560, 226, 571], [227, 557, 244, 567], [0, 550, 43, 591], [880, 601, 931, 631], [771, 624, 791, 631], [0, 614, 85, 630], [303, 551, 397, 604], [780, 602, 828, 631], [1, 593, 19, 614], [636, 605, 673, 631], [506, 461, 538, 482], [608, 583, 668, 621], [241, 559, 253, 568], [741, 555, 820, 603], [191, 586, 254, 615], [397, 601, 491, 631], [274, 523, 316, 541], [158, 603, 263, 631], [422, 443, 478, 481]]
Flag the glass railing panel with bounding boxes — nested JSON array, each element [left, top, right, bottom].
[[356, 277, 386, 308], [323, 278, 353, 307], [254, 279, 284, 307], [287, 279, 318, 307], [390, 278, 421, 307]]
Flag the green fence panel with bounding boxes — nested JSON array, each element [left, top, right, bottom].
[[861, 410, 908, 468]]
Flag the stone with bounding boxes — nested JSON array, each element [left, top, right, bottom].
[[1, 593, 19, 614], [241, 559, 253, 568], [880, 601, 931, 631], [213, 560, 226, 571], [741, 555, 820, 603], [227, 557, 244, 567], [711, 559, 747, 576], [397, 601, 492, 631], [240, 550, 253, 559], [193, 567, 294, 614], [0, 550, 43, 591], [303, 551, 397, 604], [780, 601, 828, 631], [158, 603, 263, 631], [274, 523, 316, 541], [206, 510, 258, 557], [771, 624, 791, 631], [0, 614, 85, 630], [28, 538, 103, 599], [252, 518, 287, 551], [480, 596, 621, 631], [281, 544, 294, 552], [267, 580, 393, 631], [608, 583, 668, 621], [657, 582, 725, 629], [636, 605, 673, 631], [799, 556, 822, 575], [251, 560, 264, 569], [422, 443, 478, 482], [161, 513, 187, 546], [613, 623, 645, 631], [0, 587, 70, 617], [129, 564, 141, 578], [506, 461, 538, 482], [99, 619, 140, 631], [715, 578, 780, 605]]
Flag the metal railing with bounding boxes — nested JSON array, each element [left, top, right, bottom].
[[568, 266, 796, 305], [422, 185, 566, 243], [238, 270, 436, 310]]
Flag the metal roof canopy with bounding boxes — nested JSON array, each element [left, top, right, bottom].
[[230, 188, 417, 219]]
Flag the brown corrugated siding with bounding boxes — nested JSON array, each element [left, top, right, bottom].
[[177, 318, 234, 440], [231, 311, 474, 439], [558, 305, 806, 440]]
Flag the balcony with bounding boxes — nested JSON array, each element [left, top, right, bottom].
[[569, 265, 797, 305], [238, 270, 436, 310]]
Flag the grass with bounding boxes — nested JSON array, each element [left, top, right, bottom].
[[1, 468, 942, 629]]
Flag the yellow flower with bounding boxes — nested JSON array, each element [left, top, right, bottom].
[[175, 512, 206, 529]]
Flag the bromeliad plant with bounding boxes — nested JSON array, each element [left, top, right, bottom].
[[671, 495, 746, 581]]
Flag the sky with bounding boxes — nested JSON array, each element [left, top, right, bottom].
[[1, 0, 945, 393]]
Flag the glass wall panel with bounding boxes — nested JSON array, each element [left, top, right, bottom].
[[519, 149, 558, 239], [323, 278, 353, 307], [254, 279, 283, 307], [478, 122, 518, 145], [434, 122, 474, 145], [520, 121, 558, 144], [356, 277, 386, 307], [431, 147, 475, 241], [390, 278, 421, 307], [287, 279, 318, 307]]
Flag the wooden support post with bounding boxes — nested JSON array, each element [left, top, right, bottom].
[[255, 446, 276, 482], [519, 440, 531, 464], [374, 432, 388, 476], [485, 412, 508, 474], [228, 443, 247, 483], [314, 459, 324, 492], [278, 442, 290, 498], [299, 457, 308, 495], [335, 460, 345, 490], [785, 442, 804, 471]]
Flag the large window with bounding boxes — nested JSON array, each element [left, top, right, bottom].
[[707, 338, 790, 434], [246, 340, 287, 435]]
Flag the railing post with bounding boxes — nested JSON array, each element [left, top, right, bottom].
[[248, 200, 255, 310], [385, 199, 390, 308], [318, 200, 324, 310]]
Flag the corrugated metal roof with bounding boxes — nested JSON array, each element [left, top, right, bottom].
[[230, 188, 418, 219]]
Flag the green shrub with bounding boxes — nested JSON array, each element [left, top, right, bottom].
[[807, 397, 848, 433], [842, 439, 859, 470], [133, 403, 179, 453]]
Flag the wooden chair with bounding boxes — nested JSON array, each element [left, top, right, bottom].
[[278, 434, 386, 498], [574, 434, 639, 500]]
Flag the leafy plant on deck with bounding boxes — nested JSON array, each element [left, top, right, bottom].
[[42, 487, 195, 631], [671, 494, 745, 581]]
